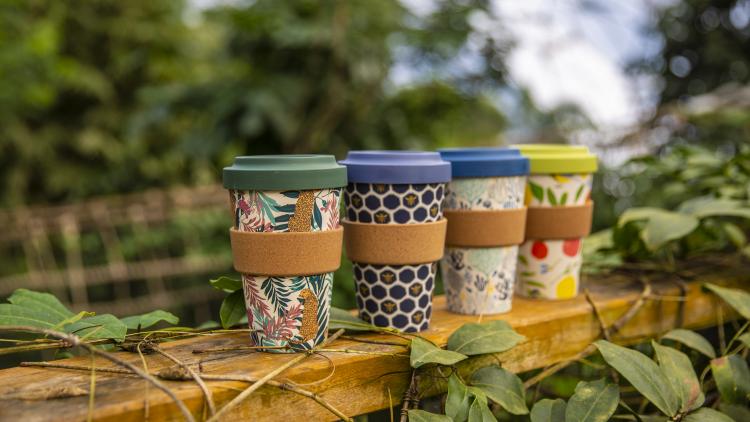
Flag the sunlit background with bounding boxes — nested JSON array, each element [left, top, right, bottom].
[[0, 0, 748, 328]]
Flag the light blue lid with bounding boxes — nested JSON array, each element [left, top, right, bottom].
[[438, 147, 529, 178]]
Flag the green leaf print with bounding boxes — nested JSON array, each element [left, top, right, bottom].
[[575, 184, 584, 203], [523, 280, 546, 288], [560, 192, 568, 206], [530, 182, 544, 203], [518, 254, 529, 266], [547, 188, 558, 206]]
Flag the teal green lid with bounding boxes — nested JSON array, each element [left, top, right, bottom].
[[223, 155, 347, 191], [512, 144, 598, 174]]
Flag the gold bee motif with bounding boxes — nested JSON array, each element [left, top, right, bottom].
[[375, 184, 386, 193], [410, 285, 422, 295], [375, 211, 389, 223], [352, 196, 362, 206], [430, 205, 438, 216], [412, 312, 424, 323], [359, 285, 369, 296], [405, 194, 417, 206], [383, 301, 397, 312], [381, 272, 395, 283]]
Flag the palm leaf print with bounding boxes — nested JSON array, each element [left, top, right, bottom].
[[560, 192, 568, 205], [244, 277, 271, 318], [529, 182, 544, 202], [575, 184, 584, 203], [547, 188, 558, 206], [262, 277, 292, 316]]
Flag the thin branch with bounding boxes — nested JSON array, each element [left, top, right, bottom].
[[207, 329, 345, 422], [192, 344, 288, 354], [314, 348, 409, 357], [1, 326, 194, 422], [340, 335, 409, 347], [399, 370, 418, 422], [154, 346, 216, 416]]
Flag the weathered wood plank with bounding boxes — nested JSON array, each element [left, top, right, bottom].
[[0, 268, 745, 422]]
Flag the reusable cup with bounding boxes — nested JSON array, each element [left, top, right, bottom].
[[513, 145, 598, 299], [438, 148, 529, 315], [340, 151, 451, 332], [223, 155, 347, 352]]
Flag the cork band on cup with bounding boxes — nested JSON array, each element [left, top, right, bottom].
[[342, 219, 447, 265], [444, 208, 527, 247], [525, 201, 594, 240], [229, 227, 343, 276]]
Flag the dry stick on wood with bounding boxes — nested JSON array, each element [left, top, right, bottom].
[[20, 361, 351, 422], [192, 344, 288, 354], [340, 335, 410, 347], [523, 279, 653, 389], [154, 346, 216, 416], [206, 329, 346, 422], [399, 370, 418, 422], [1, 326, 195, 422], [584, 288, 619, 384]]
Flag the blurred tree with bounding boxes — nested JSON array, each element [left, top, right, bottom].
[[0, 0, 512, 207], [636, 0, 750, 102]]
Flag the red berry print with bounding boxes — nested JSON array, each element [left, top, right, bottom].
[[531, 241, 548, 259], [562, 239, 581, 257]]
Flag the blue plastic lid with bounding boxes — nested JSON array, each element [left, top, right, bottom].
[[339, 151, 452, 184], [438, 147, 529, 178]]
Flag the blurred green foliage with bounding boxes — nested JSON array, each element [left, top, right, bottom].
[[0, 0, 507, 207]]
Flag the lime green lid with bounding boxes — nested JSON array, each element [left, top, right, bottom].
[[512, 144, 598, 174], [223, 155, 347, 191]]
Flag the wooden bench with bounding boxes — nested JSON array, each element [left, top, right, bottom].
[[0, 267, 744, 421]]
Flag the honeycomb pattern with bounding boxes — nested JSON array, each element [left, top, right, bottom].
[[344, 183, 444, 224], [354, 262, 436, 332]]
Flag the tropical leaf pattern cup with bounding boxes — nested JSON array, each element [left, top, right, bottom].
[[223, 155, 346, 352]]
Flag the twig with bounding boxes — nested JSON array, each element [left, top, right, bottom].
[[88, 353, 96, 422], [399, 370, 418, 422], [340, 335, 409, 347], [21, 361, 351, 422], [585, 289, 611, 341], [207, 329, 345, 422], [524, 279, 652, 389], [314, 348, 409, 357], [154, 346, 216, 416], [192, 345, 288, 354], [1, 326, 195, 422]]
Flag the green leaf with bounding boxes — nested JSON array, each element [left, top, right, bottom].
[[8, 289, 74, 322], [704, 283, 750, 320], [328, 307, 374, 331], [560, 192, 568, 206], [652, 341, 704, 412], [0, 303, 58, 329], [722, 222, 747, 249], [530, 182, 544, 202], [219, 290, 246, 329], [574, 184, 584, 203], [52, 311, 95, 330], [720, 403, 750, 422], [468, 394, 497, 422], [547, 188, 558, 206], [682, 408, 734, 422], [677, 197, 750, 219], [594, 340, 679, 416], [530, 398, 566, 422], [641, 211, 699, 251], [564, 379, 618, 422], [209, 276, 243, 292], [121, 310, 179, 331], [447, 320, 525, 356], [618, 207, 670, 226], [710, 355, 750, 404], [409, 337, 467, 368], [661, 329, 716, 358], [406, 409, 452, 422], [470, 365, 528, 415], [446, 373, 471, 422], [738, 333, 750, 348], [65, 314, 127, 341]]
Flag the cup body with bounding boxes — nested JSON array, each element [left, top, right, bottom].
[[345, 182, 444, 332], [441, 175, 526, 314], [229, 187, 341, 351], [516, 173, 592, 299]]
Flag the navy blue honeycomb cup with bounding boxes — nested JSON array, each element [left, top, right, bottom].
[[339, 152, 451, 332]]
